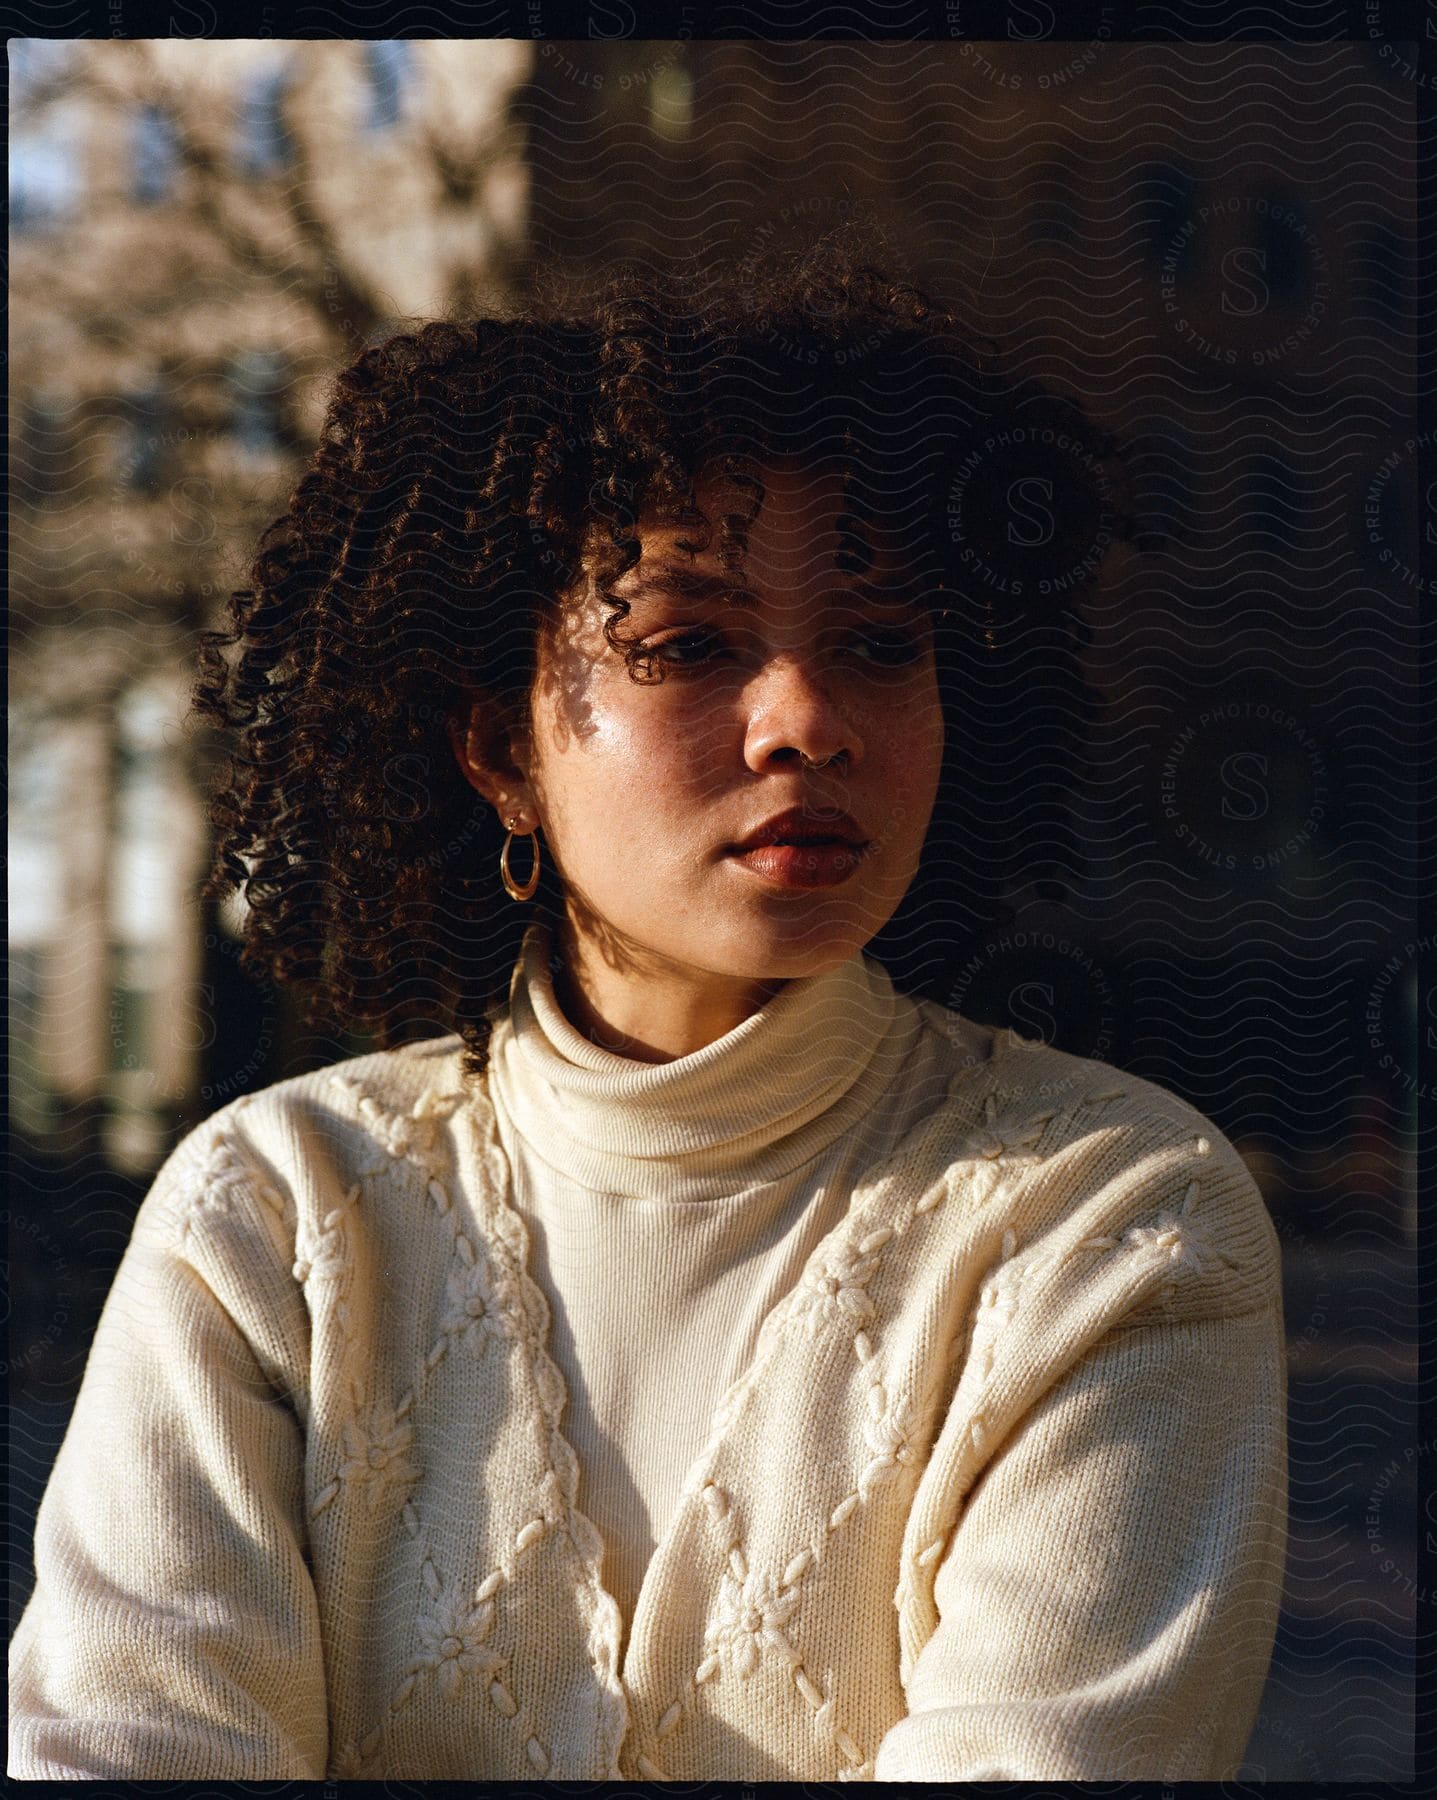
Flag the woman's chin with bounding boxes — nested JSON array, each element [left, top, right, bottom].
[[711, 910, 878, 980]]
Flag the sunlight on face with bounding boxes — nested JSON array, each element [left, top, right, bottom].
[[520, 462, 946, 989]]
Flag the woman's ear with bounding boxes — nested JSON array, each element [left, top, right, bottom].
[[447, 702, 536, 827]]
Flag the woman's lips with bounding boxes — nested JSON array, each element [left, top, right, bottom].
[[726, 841, 869, 888]]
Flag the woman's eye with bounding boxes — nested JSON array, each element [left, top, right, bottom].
[[648, 629, 723, 666], [642, 627, 926, 669], [849, 629, 927, 666]]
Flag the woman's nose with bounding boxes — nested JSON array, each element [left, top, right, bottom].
[[739, 652, 864, 772]]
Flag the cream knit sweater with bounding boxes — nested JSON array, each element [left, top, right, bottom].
[[9, 926, 1288, 1781]]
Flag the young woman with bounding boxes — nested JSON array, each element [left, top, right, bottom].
[[9, 254, 1288, 1782]]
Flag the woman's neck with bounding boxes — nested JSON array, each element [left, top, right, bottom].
[[550, 927, 787, 1065], [486, 919, 913, 1202]]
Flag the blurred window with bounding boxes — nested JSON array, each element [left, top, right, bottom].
[[113, 686, 180, 946], [238, 66, 293, 175], [365, 41, 412, 133], [8, 714, 68, 934], [9, 128, 79, 232], [106, 970, 151, 1078], [118, 385, 170, 497], [133, 104, 180, 204], [229, 348, 291, 458], [9, 37, 73, 90], [8, 711, 67, 1136]]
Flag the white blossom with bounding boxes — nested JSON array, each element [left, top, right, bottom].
[[705, 1567, 802, 1680], [413, 1581, 504, 1699]]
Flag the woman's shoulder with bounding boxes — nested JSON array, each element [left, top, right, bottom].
[[912, 994, 1242, 1155], [148, 1034, 474, 1223], [909, 1000, 1280, 1318]]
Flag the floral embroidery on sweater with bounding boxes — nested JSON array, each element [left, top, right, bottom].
[[313, 1044, 1233, 1780], [705, 1558, 802, 1679], [638, 1070, 1080, 1781], [439, 1252, 524, 1352], [321, 1082, 636, 1781], [307, 1080, 564, 1779], [1128, 1209, 1227, 1269], [333, 1077, 469, 1182], [1071, 1176, 1240, 1314], [3, 1020, 1287, 1783], [965, 1227, 1023, 1391], [337, 1405, 422, 1507], [412, 1578, 506, 1698], [858, 1387, 930, 1501], [169, 1123, 290, 1248], [292, 1188, 358, 1285], [795, 1243, 882, 1337], [641, 1481, 872, 1782]]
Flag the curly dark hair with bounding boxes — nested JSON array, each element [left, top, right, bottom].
[[192, 238, 1129, 1085]]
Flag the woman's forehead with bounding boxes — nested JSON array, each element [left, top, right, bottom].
[[612, 550, 929, 609], [626, 465, 914, 580]]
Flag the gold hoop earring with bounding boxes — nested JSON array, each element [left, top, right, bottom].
[[500, 814, 541, 902]]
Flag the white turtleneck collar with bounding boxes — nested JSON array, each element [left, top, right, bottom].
[[485, 921, 923, 1202]]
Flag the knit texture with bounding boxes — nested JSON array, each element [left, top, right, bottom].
[[485, 922, 984, 1626], [9, 933, 1288, 1780]]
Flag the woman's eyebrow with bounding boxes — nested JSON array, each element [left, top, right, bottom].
[[618, 567, 926, 612], [619, 567, 757, 604]]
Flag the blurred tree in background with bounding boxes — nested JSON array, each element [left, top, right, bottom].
[[9, 37, 531, 1170]]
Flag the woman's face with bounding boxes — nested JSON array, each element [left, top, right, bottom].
[[463, 460, 946, 1022]]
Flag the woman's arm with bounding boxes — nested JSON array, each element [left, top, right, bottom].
[[873, 1297, 1288, 1780], [8, 1120, 328, 1779]]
